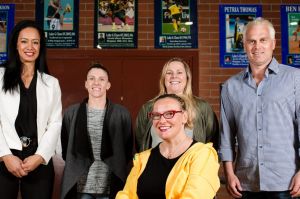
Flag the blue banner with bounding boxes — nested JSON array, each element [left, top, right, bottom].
[[0, 4, 14, 64], [219, 5, 262, 68], [281, 5, 300, 67], [36, 0, 79, 48], [154, 0, 198, 49]]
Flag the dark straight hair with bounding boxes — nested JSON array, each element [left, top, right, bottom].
[[2, 20, 49, 93]]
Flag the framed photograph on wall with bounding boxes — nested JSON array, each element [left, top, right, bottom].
[[36, 0, 79, 48], [154, 0, 198, 49], [281, 5, 300, 67], [219, 5, 262, 68], [94, 0, 138, 49], [0, 4, 14, 64]]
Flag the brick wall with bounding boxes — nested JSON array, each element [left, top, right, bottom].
[[2, 0, 298, 198], [3, 0, 294, 114]]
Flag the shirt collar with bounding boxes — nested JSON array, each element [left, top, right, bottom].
[[242, 57, 279, 79]]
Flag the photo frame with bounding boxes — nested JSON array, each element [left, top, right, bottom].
[[154, 0, 198, 49], [0, 4, 14, 64], [281, 5, 300, 67], [219, 5, 262, 67], [36, 0, 79, 48], [94, 0, 138, 49]]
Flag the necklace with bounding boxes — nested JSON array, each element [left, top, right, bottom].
[[160, 136, 191, 159]]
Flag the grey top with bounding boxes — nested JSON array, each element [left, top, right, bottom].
[[77, 106, 111, 194], [219, 58, 300, 191]]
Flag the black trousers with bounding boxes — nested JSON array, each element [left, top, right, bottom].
[[241, 191, 300, 199], [0, 147, 54, 199]]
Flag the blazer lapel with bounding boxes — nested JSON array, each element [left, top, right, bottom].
[[1, 88, 20, 123]]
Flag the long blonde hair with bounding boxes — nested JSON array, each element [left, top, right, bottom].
[[157, 57, 196, 127]]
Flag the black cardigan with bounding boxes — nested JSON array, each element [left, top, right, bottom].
[[61, 98, 133, 199]]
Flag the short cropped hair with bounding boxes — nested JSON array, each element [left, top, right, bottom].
[[243, 17, 275, 41], [87, 63, 110, 80]]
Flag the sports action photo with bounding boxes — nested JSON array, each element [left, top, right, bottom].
[[154, 0, 198, 49], [95, 0, 138, 48], [219, 4, 262, 67], [44, 0, 73, 31], [36, 0, 79, 48]]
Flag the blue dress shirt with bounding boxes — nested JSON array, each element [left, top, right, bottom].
[[219, 58, 300, 191]]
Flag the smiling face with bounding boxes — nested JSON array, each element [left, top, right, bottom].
[[164, 61, 187, 94], [17, 27, 40, 65], [152, 97, 187, 141], [244, 23, 276, 68], [85, 68, 111, 99]]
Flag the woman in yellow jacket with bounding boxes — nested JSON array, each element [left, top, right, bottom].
[[116, 94, 220, 199]]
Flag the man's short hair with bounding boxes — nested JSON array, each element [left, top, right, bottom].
[[243, 17, 275, 41], [87, 63, 110, 80]]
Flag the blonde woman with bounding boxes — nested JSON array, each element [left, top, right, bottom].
[[135, 57, 218, 152], [117, 94, 220, 199]]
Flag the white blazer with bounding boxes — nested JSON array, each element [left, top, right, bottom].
[[0, 68, 62, 164]]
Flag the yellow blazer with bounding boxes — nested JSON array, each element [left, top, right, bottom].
[[116, 142, 220, 199], [0, 68, 62, 164]]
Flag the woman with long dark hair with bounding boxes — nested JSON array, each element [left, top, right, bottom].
[[0, 20, 62, 199]]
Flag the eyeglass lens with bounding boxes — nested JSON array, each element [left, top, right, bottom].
[[150, 110, 182, 120]]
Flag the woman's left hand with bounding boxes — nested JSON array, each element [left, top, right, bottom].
[[21, 154, 45, 172]]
